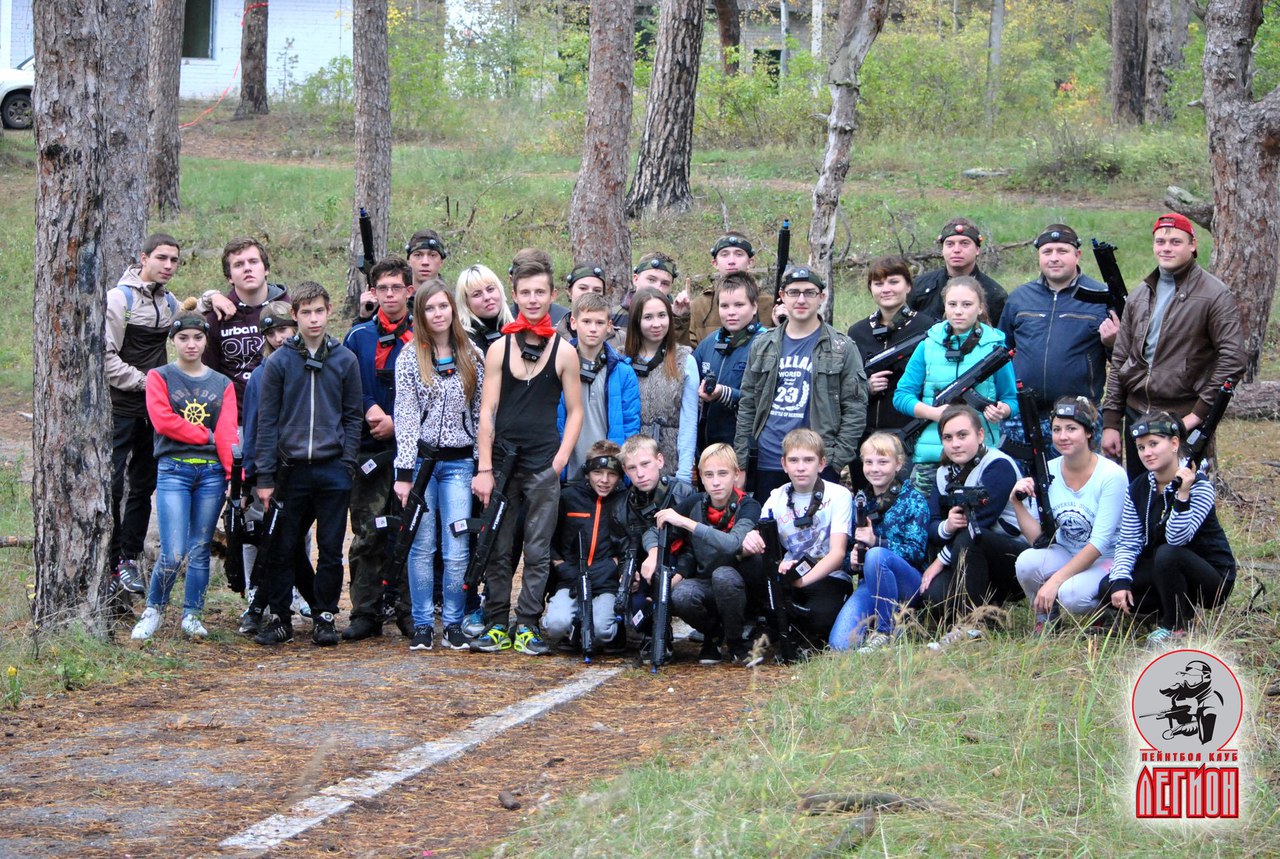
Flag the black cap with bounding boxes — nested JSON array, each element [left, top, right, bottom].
[[781, 267, 826, 291]]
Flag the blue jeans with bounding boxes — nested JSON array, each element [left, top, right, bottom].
[[829, 547, 921, 650], [407, 457, 474, 627], [147, 458, 226, 614]]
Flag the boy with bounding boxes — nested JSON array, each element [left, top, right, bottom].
[[557, 292, 641, 477], [691, 270, 765, 450], [759, 429, 853, 649], [253, 282, 363, 646], [613, 251, 681, 336], [341, 258, 416, 641], [470, 250, 583, 655], [688, 231, 776, 346], [354, 228, 446, 322], [555, 262, 608, 339], [657, 445, 765, 665], [542, 441, 628, 650], [735, 267, 867, 500]]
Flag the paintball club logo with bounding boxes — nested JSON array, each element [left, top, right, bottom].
[[1131, 649, 1243, 820]]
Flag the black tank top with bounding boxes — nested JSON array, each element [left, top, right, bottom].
[[494, 334, 564, 472]]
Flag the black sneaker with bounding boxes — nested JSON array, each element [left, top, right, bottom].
[[253, 615, 293, 646], [312, 612, 339, 646], [409, 624, 434, 651], [115, 559, 145, 594], [441, 624, 468, 650], [396, 613, 416, 639], [698, 638, 724, 665], [728, 640, 760, 667], [238, 605, 265, 636], [341, 615, 382, 641]]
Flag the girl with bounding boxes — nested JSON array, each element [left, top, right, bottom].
[[1011, 397, 1128, 632], [893, 276, 1018, 493], [1104, 412, 1235, 647], [131, 315, 238, 640], [625, 287, 697, 483], [393, 283, 485, 651], [829, 432, 930, 652], [919, 405, 1026, 634], [455, 264, 514, 354]]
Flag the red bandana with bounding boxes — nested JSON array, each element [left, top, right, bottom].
[[705, 488, 746, 531], [502, 312, 556, 340], [374, 309, 414, 370]]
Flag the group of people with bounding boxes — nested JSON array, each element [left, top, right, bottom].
[[103, 209, 1245, 663]]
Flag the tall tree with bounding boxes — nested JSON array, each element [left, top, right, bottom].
[[625, 0, 705, 217], [809, 0, 888, 290], [33, 0, 150, 633], [235, 0, 270, 118], [1202, 0, 1280, 382], [983, 0, 1005, 132], [1110, 0, 1149, 124], [148, 0, 185, 216], [1142, 0, 1188, 123], [569, 0, 635, 305], [712, 0, 742, 74], [347, 0, 392, 308]]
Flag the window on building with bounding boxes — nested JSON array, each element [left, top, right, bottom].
[[182, 0, 215, 60]]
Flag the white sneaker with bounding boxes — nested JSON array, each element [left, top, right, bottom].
[[927, 627, 983, 651], [857, 632, 892, 654], [181, 613, 208, 638], [131, 607, 163, 640], [291, 588, 312, 619]]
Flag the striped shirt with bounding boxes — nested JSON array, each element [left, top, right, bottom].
[[1108, 473, 1216, 585]]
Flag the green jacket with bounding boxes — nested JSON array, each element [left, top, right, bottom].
[[733, 322, 868, 474]]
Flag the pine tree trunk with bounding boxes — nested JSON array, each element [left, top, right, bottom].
[[1142, 0, 1184, 123], [235, 0, 270, 118], [569, 0, 635, 306], [983, 0, 1004, 132], [32, 0, 148, 633], [713, 0, 741, 74], [148, 0, 185, 216], [809, 0, 888, 299], [1110, 0, 1149, 124], [625, 0, 705, 218], [348, 0, 392, 309], [1202, 0, 1280, 383]]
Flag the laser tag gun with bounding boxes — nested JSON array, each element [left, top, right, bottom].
[[862, 330, 929, 378], [373, 441, 438, 622], [1011, 380, 1057, 549], [1089, 239, 1128, 319], [1171, 379, 1236, 493], [616, 547, 638, 618], [577, 534, 594, 664], [756, 514, 802, 664], [246, 495, 284, 594], [456, 445, 521, 594], [222, 446, 247, 594], [649, 524, 675, 673], [897, 345, 1016, 449], [357, 206, 376, 284], [700, 361, 718, 396], [940, 486, 992, 543], [774, 219, 791, 303], [850, 490, 870, 575]]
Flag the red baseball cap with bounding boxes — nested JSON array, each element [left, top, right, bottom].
[[1153, 212, 1195, 239]]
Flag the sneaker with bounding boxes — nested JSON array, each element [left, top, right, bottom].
[[727, 640, 760, 667], [311, 612, 339, 646], [441, 624, 469, 650], [639, 636, 673, 666], [181, 613, 208, 639], [698, 638, 723, 665], [462, 609, 487, 638], [409, 624, 434, 651], [238, 605, 265, 636], [927, 627, 983, 651], [396, 614, 416, 639], [512, 624, 551, 656], [1144, 627, 1186, 649], [469, 624, 512, 653], [130, 606, 163, 640], [857, 632, 892, 654], [116, 559, 145, 595], [291, 589, 312, 620], [253, 614, 293, 645], [341, 615, 382, 641]]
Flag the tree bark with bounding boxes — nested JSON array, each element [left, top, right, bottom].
[[809, 0, 889, 308], [984, 0, 1005, 132], [569, 0, 634, 306], [348, 0, 392, 309], [235, 0, 269, 118], [32, 0, 146, 634], [713, 0, 741, 74], [1110, 0, 1149, 124], [1143, 0, 1185, 123], [625, 0, 705, 218], [148, 0, 185, 216], [1202, 0, 1280, 383]]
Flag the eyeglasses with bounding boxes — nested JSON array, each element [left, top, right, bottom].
[[783, 288, 821, 301], [374, 284, 408, 294]]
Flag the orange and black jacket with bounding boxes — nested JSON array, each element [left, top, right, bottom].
[[551, 480, 628, 594]]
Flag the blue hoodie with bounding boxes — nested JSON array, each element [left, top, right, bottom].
[[556, 340, 641, 463]]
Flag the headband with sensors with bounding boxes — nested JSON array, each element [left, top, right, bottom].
[[634, 257, 678, 279], [711, 235, 755, 258], [1130, 416, 1180, 439], [567, 264, 606, 286], [583, 455, 623, 476], [169, 316, 209, 339], [259, 313, 295, 335], [405, 236, 448, 259], [1033, 225, 1080, 249], [938, 222, 984, 246]]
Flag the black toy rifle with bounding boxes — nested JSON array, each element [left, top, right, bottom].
[[939, 486, 991, 542], [223, 446, 247, 594], [850, 491, 869, 573], [1012, 380, 1057, 549], [358, 206, 376, 284], [862, 330, 929, 378], [897, 345, 1016, 448], [457, 445, 521, 594], [1089, 239, 1128, 318], [616, 548, 637, 619], [756, 515, 801, 664], [1171, 379, 1235, 492], [373, 441, 438, 621], [774, 219, 791, 303], [578, 534, 594, 663], [649, 524, 675, 673]]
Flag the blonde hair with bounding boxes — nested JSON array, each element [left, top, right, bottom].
[[698, 443, 739, 472], [781, 428, 825, 459], [259, 300, 294, 358], [620, 434, 661, 465], [860, 431, 906, 462], [454, 264, 514, 331]]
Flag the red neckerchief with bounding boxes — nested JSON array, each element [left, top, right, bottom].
[[502, 312, 556, 340], [374, 309, 413, 370], [705, 488, 745, 531]]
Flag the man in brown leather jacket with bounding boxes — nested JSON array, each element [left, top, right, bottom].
[[1101, 213, 1246, 479]]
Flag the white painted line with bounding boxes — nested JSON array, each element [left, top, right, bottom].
[[219, 666, 622, 855]]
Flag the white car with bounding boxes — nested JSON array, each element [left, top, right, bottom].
[[0, 55, 34, 130]]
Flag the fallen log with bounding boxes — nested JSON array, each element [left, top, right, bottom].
[[797, 790, 939, 814], [804, 809, 876, 859], [1230, 381, 1280, 420], [0, 536, 33, 549]]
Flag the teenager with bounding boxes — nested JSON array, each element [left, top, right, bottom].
[[456, 264, 515, 355], [557, 292, 640, 477], [759, 429, 854, 650], [735, 267, 867, 500], [828, 432, 930, 652], [253, 282, 363, 647], [542, 441, 628, 650], [893, 276, 1018, 493], [353, 228, 446, 322], [469, 251, 583, 656], [907, 217, 1007, 324], [661, 445, 765, 665], [392, 282, 484, 651], [130, 315, 237, 641], [106, 233, 181, 595], [691, 271, 766, 451], [1011, 397, 1128, 632], [555, 262, 609, 340], [687, 231, 777, 346], [625, 288, 698, 483], [1104, 412, 1236, 647], [918, 406, 1026, 635], [613, 252, 681, 341]]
